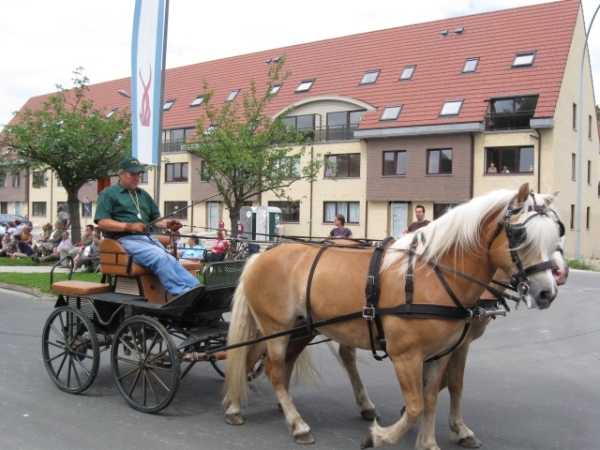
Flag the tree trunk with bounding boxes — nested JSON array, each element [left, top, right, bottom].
[[67, 191, 81, 244]]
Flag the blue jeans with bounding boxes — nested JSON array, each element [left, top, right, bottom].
[[118, 235, 199, 296]]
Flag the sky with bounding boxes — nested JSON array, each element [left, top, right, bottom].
[[1, 0, 599, 127]]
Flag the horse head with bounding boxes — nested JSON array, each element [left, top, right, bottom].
[[488, 183, 561, 310]]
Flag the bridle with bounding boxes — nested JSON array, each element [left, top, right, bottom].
[[489, 194, 563, 298]]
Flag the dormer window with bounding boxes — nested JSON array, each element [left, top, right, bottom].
[[190, 95, 204, 107], [380, 106, 402, 121], [440, 100, 463, 116], [105, 108, 117, 118], [513, 52, 536, 67], [270, 84, 282, 95], [296, 79, 315, 93], [399, 65, 416, 81], [226, 90, 240, 102], [163, 99, 175, 110], [360, 70, 380, 85], [462, 58, 479, 73]]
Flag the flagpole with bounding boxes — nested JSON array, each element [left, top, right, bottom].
[[155, 0, 169, 207]]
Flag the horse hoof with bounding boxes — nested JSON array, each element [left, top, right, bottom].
[[360, 434, 374, 449], [293, 431, 315, 445], [225, 412, 245, 426], [361, 409, 380, 421], [457, 436, 482, 448]]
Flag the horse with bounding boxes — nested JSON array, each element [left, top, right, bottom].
[[222, 183, 560, 449]]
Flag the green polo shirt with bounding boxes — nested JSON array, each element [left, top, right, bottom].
[[94, 182, 160, 238]]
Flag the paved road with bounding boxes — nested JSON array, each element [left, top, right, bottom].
[[0, 271, 598, 450]]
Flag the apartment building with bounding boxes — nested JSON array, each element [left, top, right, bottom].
[[5, 0, 599, 257]]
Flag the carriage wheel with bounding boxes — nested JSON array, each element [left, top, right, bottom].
[[210, 352, 266, 381], [111, 316, 180, 413], [42, 306, 100, 394]]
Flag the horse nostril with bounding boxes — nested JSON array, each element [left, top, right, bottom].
[[538, 290, 554, 309]]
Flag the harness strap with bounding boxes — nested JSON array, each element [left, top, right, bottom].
[[305, 245, 330, 335], [364, 236, 395, 361]]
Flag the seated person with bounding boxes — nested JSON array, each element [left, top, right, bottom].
[[94, 156, 200, 297], [33, 231, 72, 263], [178, 234, 205, 260], [20, 226, 33, 246], [11, 235, 35, 258], [202, 229, 229, 262], [0, 233, 17, 257], [74, 234, 101, 272], [37, 221, 64, 256]]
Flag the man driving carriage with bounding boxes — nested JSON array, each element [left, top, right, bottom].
[[94, 156, 200, 297]]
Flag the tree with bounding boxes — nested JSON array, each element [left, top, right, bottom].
[[0, 68, 132, 244], [596, 104, 600, 120], [187, 57, 325, 237]]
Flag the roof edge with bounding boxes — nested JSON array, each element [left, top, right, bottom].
[[355, 122, 485, 138]]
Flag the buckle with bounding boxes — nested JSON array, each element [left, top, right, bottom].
[[363, 305, 375, 321]]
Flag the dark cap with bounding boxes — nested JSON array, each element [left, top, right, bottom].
[[119, 156, 146, 173]]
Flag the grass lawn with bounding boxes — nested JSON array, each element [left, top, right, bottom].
[[0, 257, 102, 293]]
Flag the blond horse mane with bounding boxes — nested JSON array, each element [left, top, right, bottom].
[[381, 189, 558, 277]]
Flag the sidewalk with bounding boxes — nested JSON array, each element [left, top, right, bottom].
[[0, 265, 71, 273]]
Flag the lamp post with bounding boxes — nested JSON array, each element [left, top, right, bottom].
[[117, 90, 131, 99], [575, 2, 600, 259]]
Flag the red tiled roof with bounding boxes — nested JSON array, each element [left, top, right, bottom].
[[12, 0, 580, 133]]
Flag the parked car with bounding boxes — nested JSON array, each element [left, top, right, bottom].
[[0, 214, 34, 229]]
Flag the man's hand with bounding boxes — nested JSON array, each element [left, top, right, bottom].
[[166, 220, 183, 232], [125, 222, 146, 234]]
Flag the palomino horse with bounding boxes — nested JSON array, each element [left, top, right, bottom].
[[222, 184, 560, 449], [438, 247, 568, 448]]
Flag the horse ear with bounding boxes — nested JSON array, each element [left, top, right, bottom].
[[552, 190, 560, 197], [516, 183, 530, 204]]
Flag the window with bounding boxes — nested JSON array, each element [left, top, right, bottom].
[[0, 172, 6, 187], [440, 100, 463, 116], [462, 58, 479, 73], [382, 151, 406, 176], [325, 154, 361, 178], [283, 114, 315, 141], [162, 127, 194, 153], [512, 52, 536, 67], [226, 90, 240, 102], [589, 115, 593, 139], [268, 201, 300, 223], [324, 202, 360, 224], [326, 110, 366, 141], [485, 147, 534, 174], [163, 99, 175, 110], [164, 201, 188, 220], [165, 163, 188, 182], [274, 156, 301, 179], [360, 70, 380, 85], [0, 202, 6, 214], [399, 65, 416, 80], [270, 84, 282, 95], [380, 106, 402, 121], [140, 170, 149, 184], [433, 203, 457, 220], [32, 202, 47, 217], [586, 206, 590, 230], [427, 149, 453, 174], [295, 79, 315, 93], [81, 202, 93, 218], [200, 161, 212, 181], [33, 171, 47, 188], [570, 204, 575, 230], [588, 160, 592, 185], [12, 172, 20, 188], [190, 95, 204, 107], [572, 153, 576, 181], [486, 96, 538, 131], [573, 103, 577, 129]]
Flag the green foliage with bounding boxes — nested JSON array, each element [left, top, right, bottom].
[[0, 68, 132, 243], [596, 104, 600, 121], [186, 56, 325, 235], [566, 258, 598, 271]]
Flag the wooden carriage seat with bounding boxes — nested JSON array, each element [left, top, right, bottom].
[[51, 280, 112, 296], [99, 238, 203, 276]]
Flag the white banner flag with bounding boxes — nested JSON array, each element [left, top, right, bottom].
[[131, 0, 167, 167]]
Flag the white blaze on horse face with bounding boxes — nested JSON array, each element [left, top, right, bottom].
[[523, 249, 558, 310]]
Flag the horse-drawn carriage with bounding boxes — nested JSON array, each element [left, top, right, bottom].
[[42, 234, 261, 413], [41, 184, 567, 449]]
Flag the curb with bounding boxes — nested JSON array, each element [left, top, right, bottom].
[[0, 282, 56, 301]]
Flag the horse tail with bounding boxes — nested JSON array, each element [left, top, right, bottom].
[[222, 255, 260, 409]]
